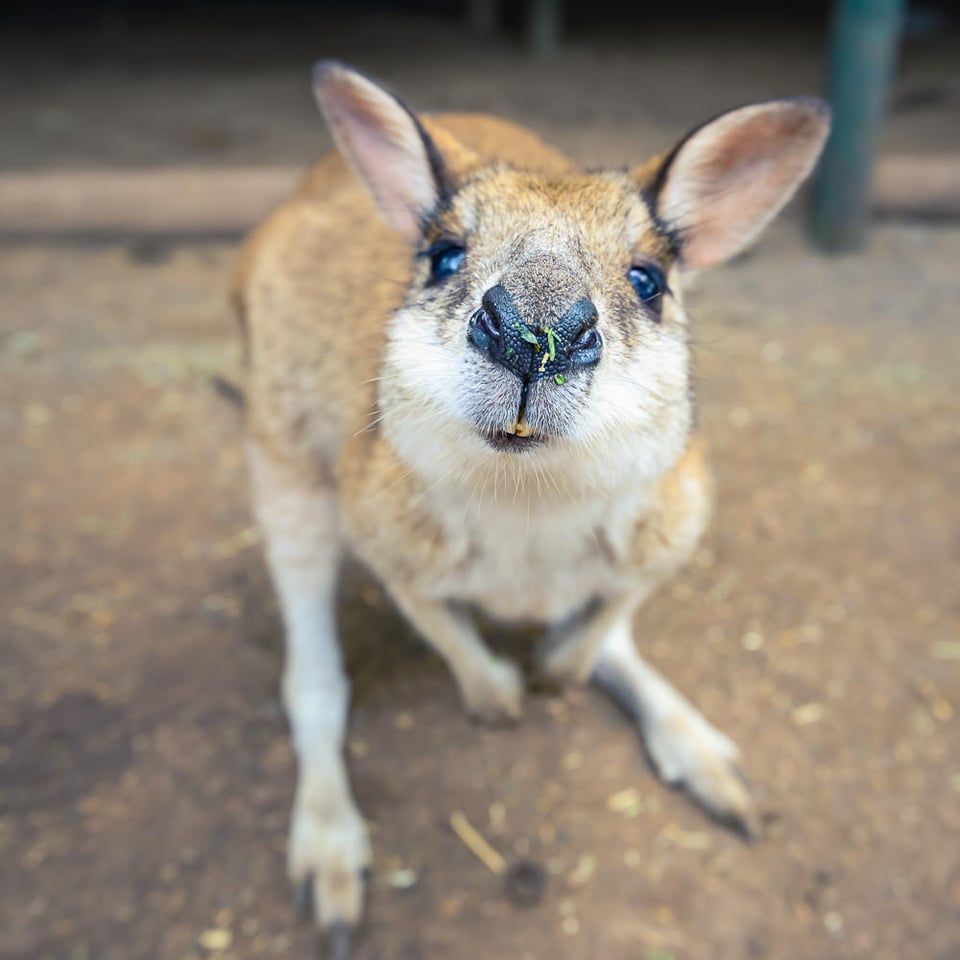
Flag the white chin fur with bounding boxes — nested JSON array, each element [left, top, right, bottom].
[[381, 387, 690, 504], [383, 311, 692, 501]]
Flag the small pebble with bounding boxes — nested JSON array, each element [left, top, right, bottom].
[[197, 928, 232, 951], [606, 787, 642, 814], [658, 823, 712, 850], [385, 867, 418, 890], [933, 699, 953, 721], [823, 911, 844, 937], [348, 738, 369, 758], [567, 854, 596, 886], [792, 703, 824, 726]]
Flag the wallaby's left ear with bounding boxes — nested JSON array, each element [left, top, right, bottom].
[[640, 98, 831, 269], [312, 61, 478, 242]]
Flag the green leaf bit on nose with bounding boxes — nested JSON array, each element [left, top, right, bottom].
[[554, 374, 565, 385], [544, 327, 557, 362], [505, 347, 514, 359], [516, 323, 540, 349]]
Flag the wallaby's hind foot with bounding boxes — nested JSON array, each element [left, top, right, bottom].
[[593, 619, 761, 841]]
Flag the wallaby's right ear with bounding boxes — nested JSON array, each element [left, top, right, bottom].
[[312, 61, 474, 242], [639, 98, 831, 269]]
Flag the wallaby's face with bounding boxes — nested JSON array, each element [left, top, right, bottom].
[[387, 167, 691, 466], [313, 63, 830, 487]]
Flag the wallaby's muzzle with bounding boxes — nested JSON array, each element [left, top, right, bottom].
[[467, 284, 602, 384]]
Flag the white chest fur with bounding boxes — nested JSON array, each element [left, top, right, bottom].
[[419, 485, 646, 624]]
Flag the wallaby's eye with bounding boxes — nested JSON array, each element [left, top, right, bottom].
[[425, 242, 466, 284], [628, 264, 667, 316]]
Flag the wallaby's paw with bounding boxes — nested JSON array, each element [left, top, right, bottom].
[[287, 779, 371, 936], [461, 656, 524, 726], [643, 710, 761, 841]]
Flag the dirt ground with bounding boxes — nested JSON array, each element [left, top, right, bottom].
[[2, 14, 959, 960]]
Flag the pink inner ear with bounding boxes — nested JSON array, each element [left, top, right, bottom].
[[316, 68, 438, 242], [659, 104, 830, 269], [343, 114, 434, 239]]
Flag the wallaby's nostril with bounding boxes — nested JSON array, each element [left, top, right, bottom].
[[566, 299, 602, 366], [571, 326, 601, 353], [469, 284, 527, 375], [473, 307, 502, 344], [468, 286, 523, 373]]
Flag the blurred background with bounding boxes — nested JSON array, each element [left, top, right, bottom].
[[1, 2, 958, 959]]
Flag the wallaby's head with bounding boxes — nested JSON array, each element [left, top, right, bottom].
[[314, 62, 830, 492]]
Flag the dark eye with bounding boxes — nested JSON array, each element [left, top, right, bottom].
[[628, 264, 667, 313], [426, 242, 466, 284]]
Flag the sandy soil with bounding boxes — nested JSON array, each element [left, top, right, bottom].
[[1, 14, 959, 960]]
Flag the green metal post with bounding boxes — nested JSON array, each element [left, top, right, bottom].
[[527, 0, 563, 60], [810, 0, 905, 251]]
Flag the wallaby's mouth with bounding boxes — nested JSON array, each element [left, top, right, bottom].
[[478, 387, 560, 452], [483, 412, 545, 451], [483, 429, 545, 452]]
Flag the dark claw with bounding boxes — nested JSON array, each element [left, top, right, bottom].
[[729, 809, 763, 845], [294, 878, 314, 921], [322, 922, 352, 960]]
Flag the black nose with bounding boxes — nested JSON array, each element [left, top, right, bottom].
[[468, 286, 602, 381]]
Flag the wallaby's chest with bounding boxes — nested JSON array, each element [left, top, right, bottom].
[[423, 492, 642, 623]]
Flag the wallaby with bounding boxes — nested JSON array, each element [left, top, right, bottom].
[[234, 60, 830, 948]]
